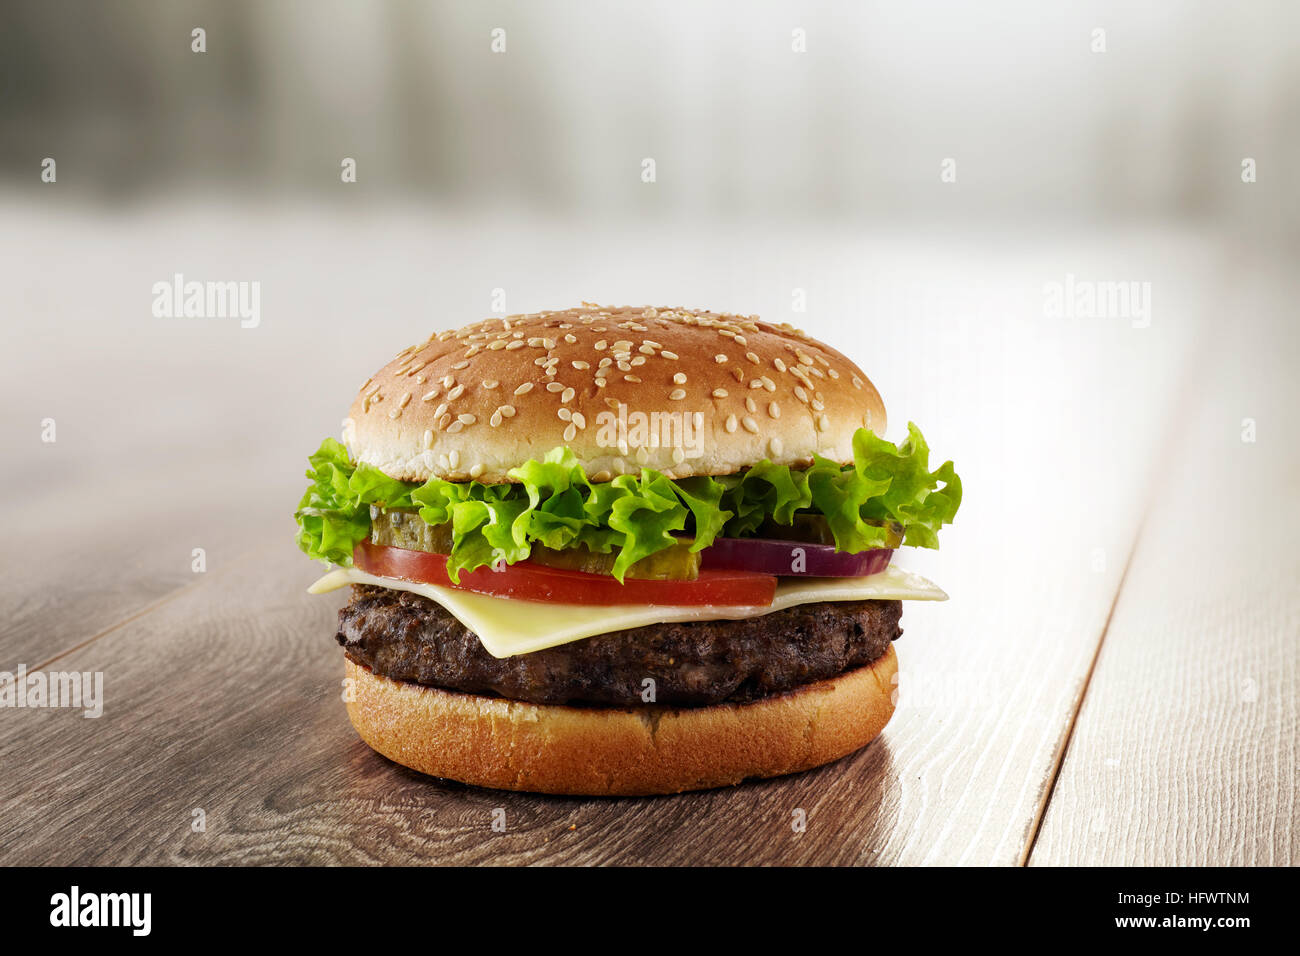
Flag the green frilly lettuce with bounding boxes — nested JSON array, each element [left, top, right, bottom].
[[294, 424, 961, 582]]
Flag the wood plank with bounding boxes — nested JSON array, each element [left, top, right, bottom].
[[0, 211, 1217, 863], [1029, 261, 1300, 866]]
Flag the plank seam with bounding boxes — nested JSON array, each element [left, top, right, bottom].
[[26, 541, 272, 672]]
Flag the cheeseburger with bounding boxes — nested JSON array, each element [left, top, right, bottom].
[[296, 304, 961, 795]]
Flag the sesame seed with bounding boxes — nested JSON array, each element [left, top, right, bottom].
[[451, 360, 469, 370], [572, 360, 590, 370], [808, 367, 825, 379], [447, 420, 465, 433], [482, 380, 499, 389], [561, 388, 575, 403], [851, 376, 864, 390], [670, 372, 686, 385], [490, 410, 503, 427], [725, 415, 738, 433], [515, 382, 534, 396], [769, 437, 783, 456], [661, 350, 679, 360], [441, 375, 455, 388], [594, 340, 607, 350], [421, 388, 440, 402], [488, 340, 507, 350], [422, 429, 434, 448], [638, 344, 655, 355], [572, 412, 586, 429], [669, 388, 687, 401], [794, 386, 809, 403], [745, 396, 757, 413], [712, 388, 728, 398], [796, 351, 814, 366], [398, 392, 412, 408], [546, 382, 565, 393], [635, 446, 650, 465], [605, 398, 620, 409], [505, 340, 525, 351], [811, 399, 825, 411], [563, 423, 577, 442], [827, 368, 840, 380], [449, 450, 461, 470], [671, 447, 686, 464], [746, 352, 760, 365], [731, 367, 745, 383], [617, 360, 632, 372], [644, 339, 662, 348], [594, 379, 607, 388], [433, 402, 449, 419], [457, 413, 476, 425], [715, 354, 728, 363], [598, 357, 612, 368], [742, 416, 759, 434], [558, 408, 572, 422], [469, 463, 485, 479], [592, 470, 612, 482], [387, 408, 402, 420], [447, 384, 466, 400], [817, 414, 830, 431], [749, 379, 762, 390], [624, 375, 642, 383], [768, 402, 781, 418], [437, 413, 451, 429], [761, 376, 776, 392], [774, 357, 787, 372], [500, 404, 516, 418], [733, 335, 747, 346]]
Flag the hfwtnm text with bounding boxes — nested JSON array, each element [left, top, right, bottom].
[[50, 886, 151, 936]]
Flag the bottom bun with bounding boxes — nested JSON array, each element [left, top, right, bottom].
[[344, 644, 898, 796]]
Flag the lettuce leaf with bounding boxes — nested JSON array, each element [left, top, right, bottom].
[[294, 424, 961, 580]]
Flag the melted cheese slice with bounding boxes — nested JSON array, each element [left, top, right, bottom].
[[310, 565, 945, 659]]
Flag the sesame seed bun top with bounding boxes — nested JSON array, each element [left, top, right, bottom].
[[342, 304, 886, 483]]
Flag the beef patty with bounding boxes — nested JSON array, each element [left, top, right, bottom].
[[337, 584, 902, 708]]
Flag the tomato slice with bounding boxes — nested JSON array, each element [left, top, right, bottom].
[[353, 540, 776, 607]]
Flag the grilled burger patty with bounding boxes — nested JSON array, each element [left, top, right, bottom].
[[337, 584, 903, 708]]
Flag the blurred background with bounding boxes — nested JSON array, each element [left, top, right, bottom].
[[4, 0, 1297, 230]]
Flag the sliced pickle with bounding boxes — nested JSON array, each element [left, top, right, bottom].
[[528, 539, 700, 581], [758, 513, 904, 549], [369, 508, 700, 580], [370, 508, 454, 553]]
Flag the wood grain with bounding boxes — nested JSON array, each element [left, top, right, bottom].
[[1, 206, 1258, 865], [1028, 260, 1300, 866]]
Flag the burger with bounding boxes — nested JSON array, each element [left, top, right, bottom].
[[295, 304, 961, 795]]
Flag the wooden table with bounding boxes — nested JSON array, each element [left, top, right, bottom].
[[1, 206, 1294, 865]]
